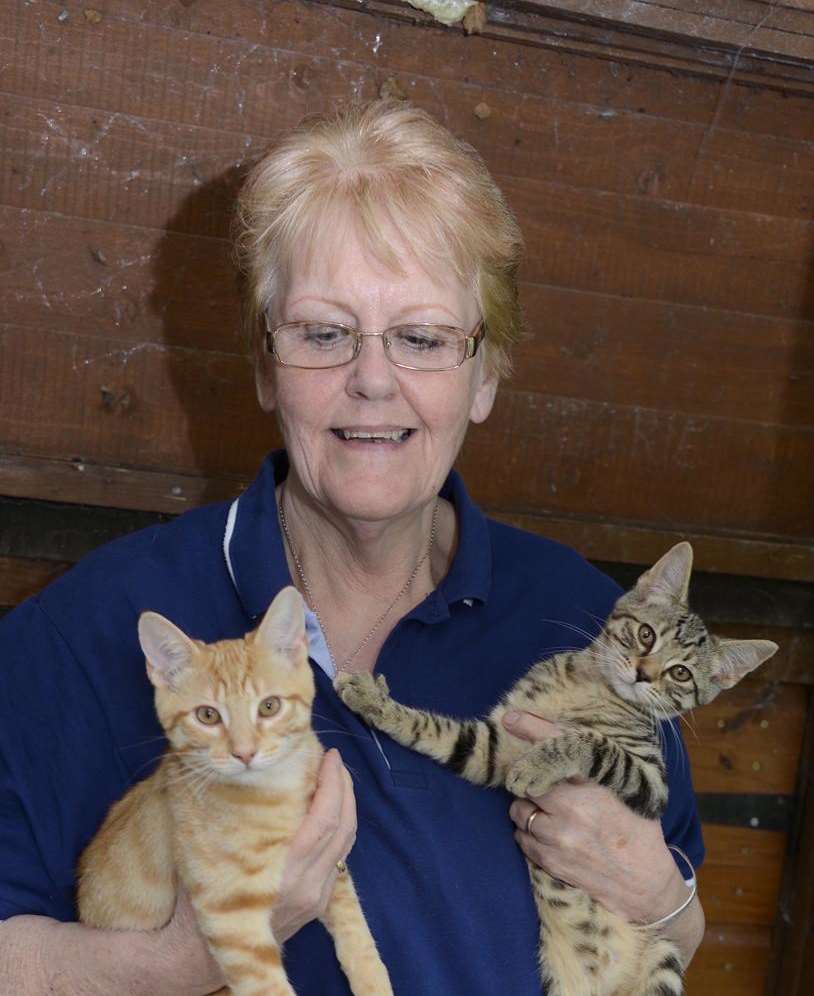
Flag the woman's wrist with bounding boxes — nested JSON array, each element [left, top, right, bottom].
[[628, 844, 696, 928]]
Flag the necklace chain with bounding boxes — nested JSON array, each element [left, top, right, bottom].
[[278, 485, 439, 673]]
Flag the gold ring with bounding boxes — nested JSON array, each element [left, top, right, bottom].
[[525, 808, 541, 836], [336, 860, 347, 874]]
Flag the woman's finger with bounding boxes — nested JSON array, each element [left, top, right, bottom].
[[501, 710, 561, 743], [290, 749, 346, 856]]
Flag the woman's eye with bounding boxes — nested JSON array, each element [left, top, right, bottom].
[[258, 696, 282, 718], [302, 324, 348, 348], [638, 623, 656, 649], [400, 331, 441, 351], [195, 705, 222, 726], [669, 665, 692, 682]]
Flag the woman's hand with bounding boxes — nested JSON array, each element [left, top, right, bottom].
[[271, 748, 358, 942], [502, 711, 689, 925]]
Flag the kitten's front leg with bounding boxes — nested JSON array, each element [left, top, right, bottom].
[[321, 870, 394, 996], [336, 673, 504, 786], [336, 673, 395, 727], [506, 730, 589, 800], [507, 732, 667, 820], [194, 905, 294, 996]]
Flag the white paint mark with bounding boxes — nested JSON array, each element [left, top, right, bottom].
[[373, 33, 382, 55], [32, 259, 51, 310], [72, 342, 165, 372]]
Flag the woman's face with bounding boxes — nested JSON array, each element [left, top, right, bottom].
[[256, 223, 497, 525]]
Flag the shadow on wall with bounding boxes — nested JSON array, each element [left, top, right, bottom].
[[147, 163, 283, 503]]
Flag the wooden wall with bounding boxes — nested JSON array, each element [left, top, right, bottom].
[[1, 1, 813, 992]]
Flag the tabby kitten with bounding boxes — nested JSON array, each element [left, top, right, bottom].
[[78, 586, 393, 996], [337, 542, 777, 996]]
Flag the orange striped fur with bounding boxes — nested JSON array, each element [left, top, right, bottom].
[[78, 587, 392, 996]]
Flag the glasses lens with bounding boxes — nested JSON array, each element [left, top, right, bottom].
[[387, 325, 465, 370], [274, 323, 355, 368]]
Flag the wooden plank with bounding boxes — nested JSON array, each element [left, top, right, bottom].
[[0, 210, 239, 353], [0, 555, 71, 607], [698, 824, 786, 926], [684, 923, 771, 995], [3, 323, 814, 538], [768, 692, 814, 994], [493, 511, 814, 585], [6, 79, 814, 231], [539, 0, 814, 62], [0, 453, 249, 514], [325, 0, 814, 92], [685, 679, 807, 796], [461, 390, 814, 539], [6, 0, 814, 146], [506, 177, 814, 322], [513, 285, 814, 429], [5, 204, 814, 431]]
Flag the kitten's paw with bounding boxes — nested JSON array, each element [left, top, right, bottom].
[[336, 673, 391, 724], [506, 754, 561, 800]]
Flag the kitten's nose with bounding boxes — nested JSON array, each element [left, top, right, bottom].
[[636, 666, 652, 683], [232, 748, 257, 767]]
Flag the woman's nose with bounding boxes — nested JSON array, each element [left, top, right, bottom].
[[345, 333, 398, 400]]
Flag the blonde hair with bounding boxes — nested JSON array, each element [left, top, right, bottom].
[[234, 100, 524, 379]]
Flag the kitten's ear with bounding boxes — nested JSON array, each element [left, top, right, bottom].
[[636, 542, 694, 603], [254, 586, 307, 662], [712, 639, 779, 690], [138, 612, 197, 690]]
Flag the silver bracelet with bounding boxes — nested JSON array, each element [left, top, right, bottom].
[[641, 845, 698, 930]]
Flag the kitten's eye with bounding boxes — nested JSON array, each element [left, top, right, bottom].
[[638, 624, 656, 650], [258, 696, 282, 718], [669, 665, 692, 682], [195, 705, 222, 726]]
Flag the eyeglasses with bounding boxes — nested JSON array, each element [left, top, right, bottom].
[[264, 317, 486, 372]]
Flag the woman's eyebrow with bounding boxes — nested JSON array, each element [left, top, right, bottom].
[[285, 295, 357, 319], [390, 303, 462, 324]]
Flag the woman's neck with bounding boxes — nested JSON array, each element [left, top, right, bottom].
[[277, 477, 450, 591], [276, 475, 457, 673]]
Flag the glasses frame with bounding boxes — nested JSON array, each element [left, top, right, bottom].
[[263, 316, 486, 372]]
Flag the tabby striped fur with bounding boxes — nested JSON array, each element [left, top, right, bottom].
[[79, 587, 392, 996], [337, 543, 777, 996]]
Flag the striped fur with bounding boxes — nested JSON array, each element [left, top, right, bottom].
[[79, 588, 393, 996], [337, 543, 778, 996]]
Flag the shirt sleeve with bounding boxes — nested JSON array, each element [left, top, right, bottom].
[[660, 718, 705, 876], [0, 598, 127, 922]]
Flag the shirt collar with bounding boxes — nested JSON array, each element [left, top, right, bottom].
[[224, 449, 492, 623]]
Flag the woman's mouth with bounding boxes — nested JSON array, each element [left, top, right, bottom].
[[331, 428, 414, 443]]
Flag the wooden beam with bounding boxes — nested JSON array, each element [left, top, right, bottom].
[[315, 0, 814, 93], [768, 688, 814, 993]]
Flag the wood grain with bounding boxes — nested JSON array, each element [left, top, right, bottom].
[[698, 824, 787, 926], [0, 555, 71, 607], [684, 923, 771, 995], [686, 678, 807, 796]]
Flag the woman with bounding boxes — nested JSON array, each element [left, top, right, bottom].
[[0, 101, 704, 994]]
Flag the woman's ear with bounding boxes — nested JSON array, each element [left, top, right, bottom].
[[255, 356, 277, 413], [469, 366, 498, 424]]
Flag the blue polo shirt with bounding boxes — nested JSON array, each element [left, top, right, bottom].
[[0, 451, 703, 994]]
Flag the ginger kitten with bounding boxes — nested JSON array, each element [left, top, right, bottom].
[[337, 543, 778, 996], [78, 586, 392, 996]]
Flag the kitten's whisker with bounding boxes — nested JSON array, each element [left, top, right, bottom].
[[539, 618, 603, 646], [120, 734, 170, 751], [129, 751, 175, 779]]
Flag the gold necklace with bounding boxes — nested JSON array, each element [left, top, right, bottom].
[[278, 484, 439, 674]]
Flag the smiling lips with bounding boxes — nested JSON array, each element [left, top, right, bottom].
[[332, 427, 414, 442]]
